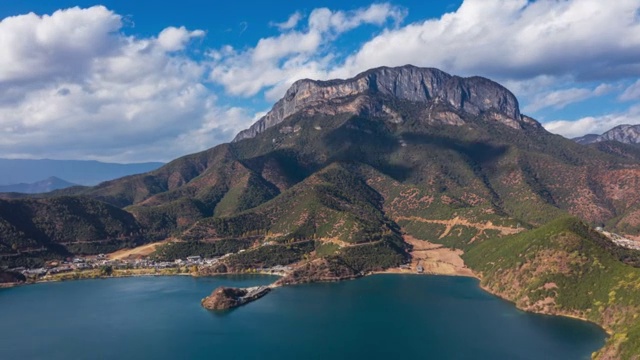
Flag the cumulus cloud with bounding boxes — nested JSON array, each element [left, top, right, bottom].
[[5, 1, 640, 160], [0, 6, 121, 84], [207, 0, 640, 138], [208, 3, 406, 100], [157, 26, 205, 52], [339, 0, 640, 81], [544, 105, 640, 138], [0, 6, 250, 162], [209, 0, 640, 101]]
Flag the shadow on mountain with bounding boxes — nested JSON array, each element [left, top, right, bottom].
[[322, 117, 509, 182], [322, 116, 412, 181], [239, 149, 312, 186], [401, 132, 508, 165]]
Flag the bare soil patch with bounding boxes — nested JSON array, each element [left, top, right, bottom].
[[381, 235, 475, 277], [108, 239, 173, 260]]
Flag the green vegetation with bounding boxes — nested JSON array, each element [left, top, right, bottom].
[[0, 251, 65, 269], [236, 174, 280, 213], [99, 265, 113, 276], [66, 239, 144, 255], [314, 242, 339, 257], [129, 198, 210, 239], [184, 213, 270, 240], [464, 217, 640, 360], [225, 241, 315, 270], [337, 237, 407, 272], [0, 270, 26, 283], [0, 197, 144, 267], [152, 239, 253, 261]]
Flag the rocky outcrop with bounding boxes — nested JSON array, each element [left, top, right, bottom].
[[574, 124, 640, 145], [573, 133, 601, 145], [274, 258, 360, 286], [201, 286, 271, 310], [196, 263, 228, 276], [233, 65, 523, 141]]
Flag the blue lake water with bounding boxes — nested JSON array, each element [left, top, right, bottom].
[[0, 274, 605, 359]]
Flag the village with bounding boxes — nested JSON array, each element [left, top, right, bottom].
[[10, 252, 294, 279]]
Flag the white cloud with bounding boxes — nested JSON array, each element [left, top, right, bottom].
[[209, 3, 406, 99], [308, 3, 405, 33], [4, 1, 640, 162], [0, 6, 121, 84], [525, 88, 593, 113], [620, 79, 640, 101], [157, 26, 205, 52], [0, 6, 249, 162], [209, 0, 640, 106], [270, 12, 303, 31], [544, 105, 640, 138], [204, 0, 640, 141], [340, 0, 640, 81], [523, 84, 613, 113]]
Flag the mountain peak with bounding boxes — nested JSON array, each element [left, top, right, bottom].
[[233, 65, 524, 142], [0, 176, 76, 194], [574, 124, 640, 145]]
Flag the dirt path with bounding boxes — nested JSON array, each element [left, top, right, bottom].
[[108, 239, 173, 260], [316, 237, 383, 248], [395, 216, 522, 242]]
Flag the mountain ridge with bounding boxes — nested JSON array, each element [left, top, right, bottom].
[[233, 65, 527, 142], [574, 124, 640, 146], [0, 159, 164, 186], [0, 176, 77, 194], [6, 65, 638, 245]]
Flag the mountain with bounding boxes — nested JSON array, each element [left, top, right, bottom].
[[6, 64, 639, 252], [0, 159, 164, 186], [573, 133, 601, 144], [2, 65, 640, 357], [465, 217, 640, 359], [54, 65, 640, 241], [234, 66, 522, 141], [0, 196, 145, 268], [0, 177, 77, 194], [574, 124, 640, 145]]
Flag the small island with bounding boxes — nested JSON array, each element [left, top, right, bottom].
[[201, 285, 271, 310]]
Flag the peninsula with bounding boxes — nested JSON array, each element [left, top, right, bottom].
[[201, 286, 271, 310]]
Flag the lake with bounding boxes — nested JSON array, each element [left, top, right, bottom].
[[0, 274, 605, 359]]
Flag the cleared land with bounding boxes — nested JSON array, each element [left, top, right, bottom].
[[108, 240, 174, 260], [382, 235, 475, 277], [395, 216, 523, 242]]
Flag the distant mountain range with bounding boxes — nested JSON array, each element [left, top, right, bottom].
[[574, 124, 640, 145], [0, 177, 77, 194], [0, 159, 164, 186]]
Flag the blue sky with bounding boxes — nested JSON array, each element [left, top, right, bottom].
[[0, 0, 639, 162]]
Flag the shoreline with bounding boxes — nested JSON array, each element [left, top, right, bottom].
[[371, 268, 477, 278], [476, 282, 613, 336], [372, 271, 612, 337], [3, 263, 611, 343], [2, 268, 284, 288]]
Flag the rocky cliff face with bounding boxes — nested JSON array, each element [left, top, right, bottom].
[[574, 124, 640, 145], [233, 65, 523, 141]]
